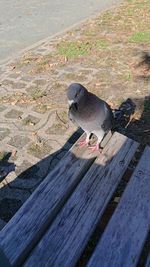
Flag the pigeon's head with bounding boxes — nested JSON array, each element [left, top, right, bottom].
[[67, 83, 87, 107]]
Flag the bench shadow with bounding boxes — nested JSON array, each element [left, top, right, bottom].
[[0, 93, 149, 267], [0, 129, 83, 226], [0, 153, 15, 183]]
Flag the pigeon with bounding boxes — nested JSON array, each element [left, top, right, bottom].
[[67, 83, 114, 151]]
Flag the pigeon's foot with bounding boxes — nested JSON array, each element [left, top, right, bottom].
[[78, 139, 89, 147], [89, 143, 101, 153]]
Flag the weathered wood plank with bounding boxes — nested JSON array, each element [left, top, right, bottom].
[[145, 254, 150, 267], [0, 133, 98, 267], [24, 133, 138, 267], [87, 146, 150, 267]]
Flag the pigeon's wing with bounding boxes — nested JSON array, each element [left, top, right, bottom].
[[68, 109, 75, 123], [101, 102, 114, 132]]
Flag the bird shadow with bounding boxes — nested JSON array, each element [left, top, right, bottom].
[[137, 51, 150, 70], [113, 95, 150, 147], [134, 51, 150, 81]]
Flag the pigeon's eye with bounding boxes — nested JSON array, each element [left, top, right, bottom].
[[75, 92, 80, 98]]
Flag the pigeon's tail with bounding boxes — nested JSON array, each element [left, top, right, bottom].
[[112, 98, 136, 130]]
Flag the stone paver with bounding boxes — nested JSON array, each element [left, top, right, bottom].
[[0, 0, 149, 230]]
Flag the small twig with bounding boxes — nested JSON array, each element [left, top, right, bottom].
[[143, 129, 150, 133], [56, 110, 69, 129], [125, 115, 134, 128]]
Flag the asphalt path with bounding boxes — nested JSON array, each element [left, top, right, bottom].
[[0, 0, 122, 64]]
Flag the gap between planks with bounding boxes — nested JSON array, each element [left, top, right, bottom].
[[87, 146, 150, 267]]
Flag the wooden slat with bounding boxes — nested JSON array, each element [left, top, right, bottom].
[[87, 146, 150, 267], [0, 134, 98, 267], [145, 254, 150, 267], [24, 133, 138, 267]]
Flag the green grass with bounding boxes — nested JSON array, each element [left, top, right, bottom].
[[22, 118, 34, 126], [57, 41, 90, 58], [126, 8, 134, 15], [34, 104, 48, 113], [123, 72, 132, 81], [96, 40, 109, 49], [38, 54, 52, 66], [0, 151, 8, 161], [129, 30, 150, 43], [57, 38, 109, 58], [126, 0, 148, 4], [30, 89, 46, 100]]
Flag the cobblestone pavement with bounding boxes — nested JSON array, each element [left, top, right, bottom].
[[0, 38, 82, 230], [0, 27, 102, 229], [0, 0, 150, 230]]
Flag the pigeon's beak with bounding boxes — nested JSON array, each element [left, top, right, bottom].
[[69, 102, 78, 111], [68, 100, 75, 106]]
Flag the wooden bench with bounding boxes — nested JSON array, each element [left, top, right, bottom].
[[0, 131, 150, 267]]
